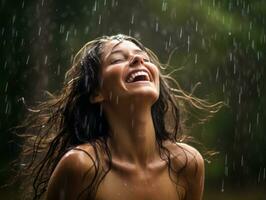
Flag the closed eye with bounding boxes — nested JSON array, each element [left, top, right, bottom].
[[110, 59, 125, 64], [143, 58, 150, 62]]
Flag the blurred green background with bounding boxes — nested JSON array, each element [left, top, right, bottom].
[[0, 0, 265, 199]]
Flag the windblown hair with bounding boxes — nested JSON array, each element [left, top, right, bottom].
[[16, 34, 223, 199]]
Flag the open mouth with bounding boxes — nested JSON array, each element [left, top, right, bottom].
[[126, 70, 151, 83]]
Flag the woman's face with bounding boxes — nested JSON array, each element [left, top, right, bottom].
[[97, 40, 160, 106]]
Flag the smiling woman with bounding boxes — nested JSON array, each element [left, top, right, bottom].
[[16, 34, 223, 200]]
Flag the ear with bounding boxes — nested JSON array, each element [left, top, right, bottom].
[[90, 92, 104, 104]]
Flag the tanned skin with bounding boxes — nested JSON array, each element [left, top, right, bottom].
[[46, 40, 204, 200]]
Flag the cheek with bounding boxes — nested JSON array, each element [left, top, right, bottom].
[[149, 64, 160, 84], [101, 67, 123, 93]]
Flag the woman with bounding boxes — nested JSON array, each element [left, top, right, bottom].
[[18, 34, 222, 200]]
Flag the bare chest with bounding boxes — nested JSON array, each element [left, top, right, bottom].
[[95, 166, 185, 200]]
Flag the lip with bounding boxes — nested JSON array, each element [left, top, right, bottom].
[[124, 68, 153, 83]]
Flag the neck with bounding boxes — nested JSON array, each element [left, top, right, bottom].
[[103, 101, 159, 169]]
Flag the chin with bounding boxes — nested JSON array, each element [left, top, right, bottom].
[[128, 89, 159, 105]]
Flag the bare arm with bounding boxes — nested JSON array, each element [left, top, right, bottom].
[[46, 148, 96, 200]]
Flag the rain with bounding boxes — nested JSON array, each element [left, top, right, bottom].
[[0, 0, 265, 199]]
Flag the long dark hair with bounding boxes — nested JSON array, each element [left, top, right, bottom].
[[15, 34, 223, 199]]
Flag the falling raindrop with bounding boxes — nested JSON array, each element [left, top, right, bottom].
[[26, 55, 30, 65], [4, 61, 7, 69], [233, 63, 236, 74], [187, 36, 190, 53], [44, 55, 48, 65], [38, 27, 42, 36], [238, 87, 242, 104], [1, 27, 5, 36], [84, 26, 89, 34], [215, 67, 219, 81], [162, 0, 167, 12], [221, 179, 224, 192], [93, 1, 97, 11], [131, 14, 134, 25], [12, 15, 16, 24], [195, 21, 198, 32], [256, 112, 259, 126], [179, 27, 183, 38], [98, 15, 102, 24], [20, 38, 24, 47], [224, 154, 228, 176], [257, 51, 260, 61], [155, 21, 159, 32], [5, 101, 10, 114], [225, 166, 228, 177], [65, 31, 69, 41], [258, 167, 261, 183], [229, 52, 233, 62], [5, 82, 8, 93], [60, 24, 65, 33]]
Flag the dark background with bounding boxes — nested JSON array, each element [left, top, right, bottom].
[[0, 0, 265, 199]]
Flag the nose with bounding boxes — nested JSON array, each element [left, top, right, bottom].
[[129, 55, 144, 67]]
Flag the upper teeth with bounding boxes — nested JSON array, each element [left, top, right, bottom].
[[126, 71, 150, 83]]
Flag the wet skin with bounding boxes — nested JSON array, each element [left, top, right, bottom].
[[46, 41, 204, 200]]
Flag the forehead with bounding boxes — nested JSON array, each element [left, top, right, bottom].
[[102, 40, 144, 59]]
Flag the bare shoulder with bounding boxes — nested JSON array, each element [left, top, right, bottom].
[[54, 143, 97, 175], [46, 144, 98, 200], [164, 141, 204, 170], [164, 141, 205, 200], [175, 142, 204, 167]]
